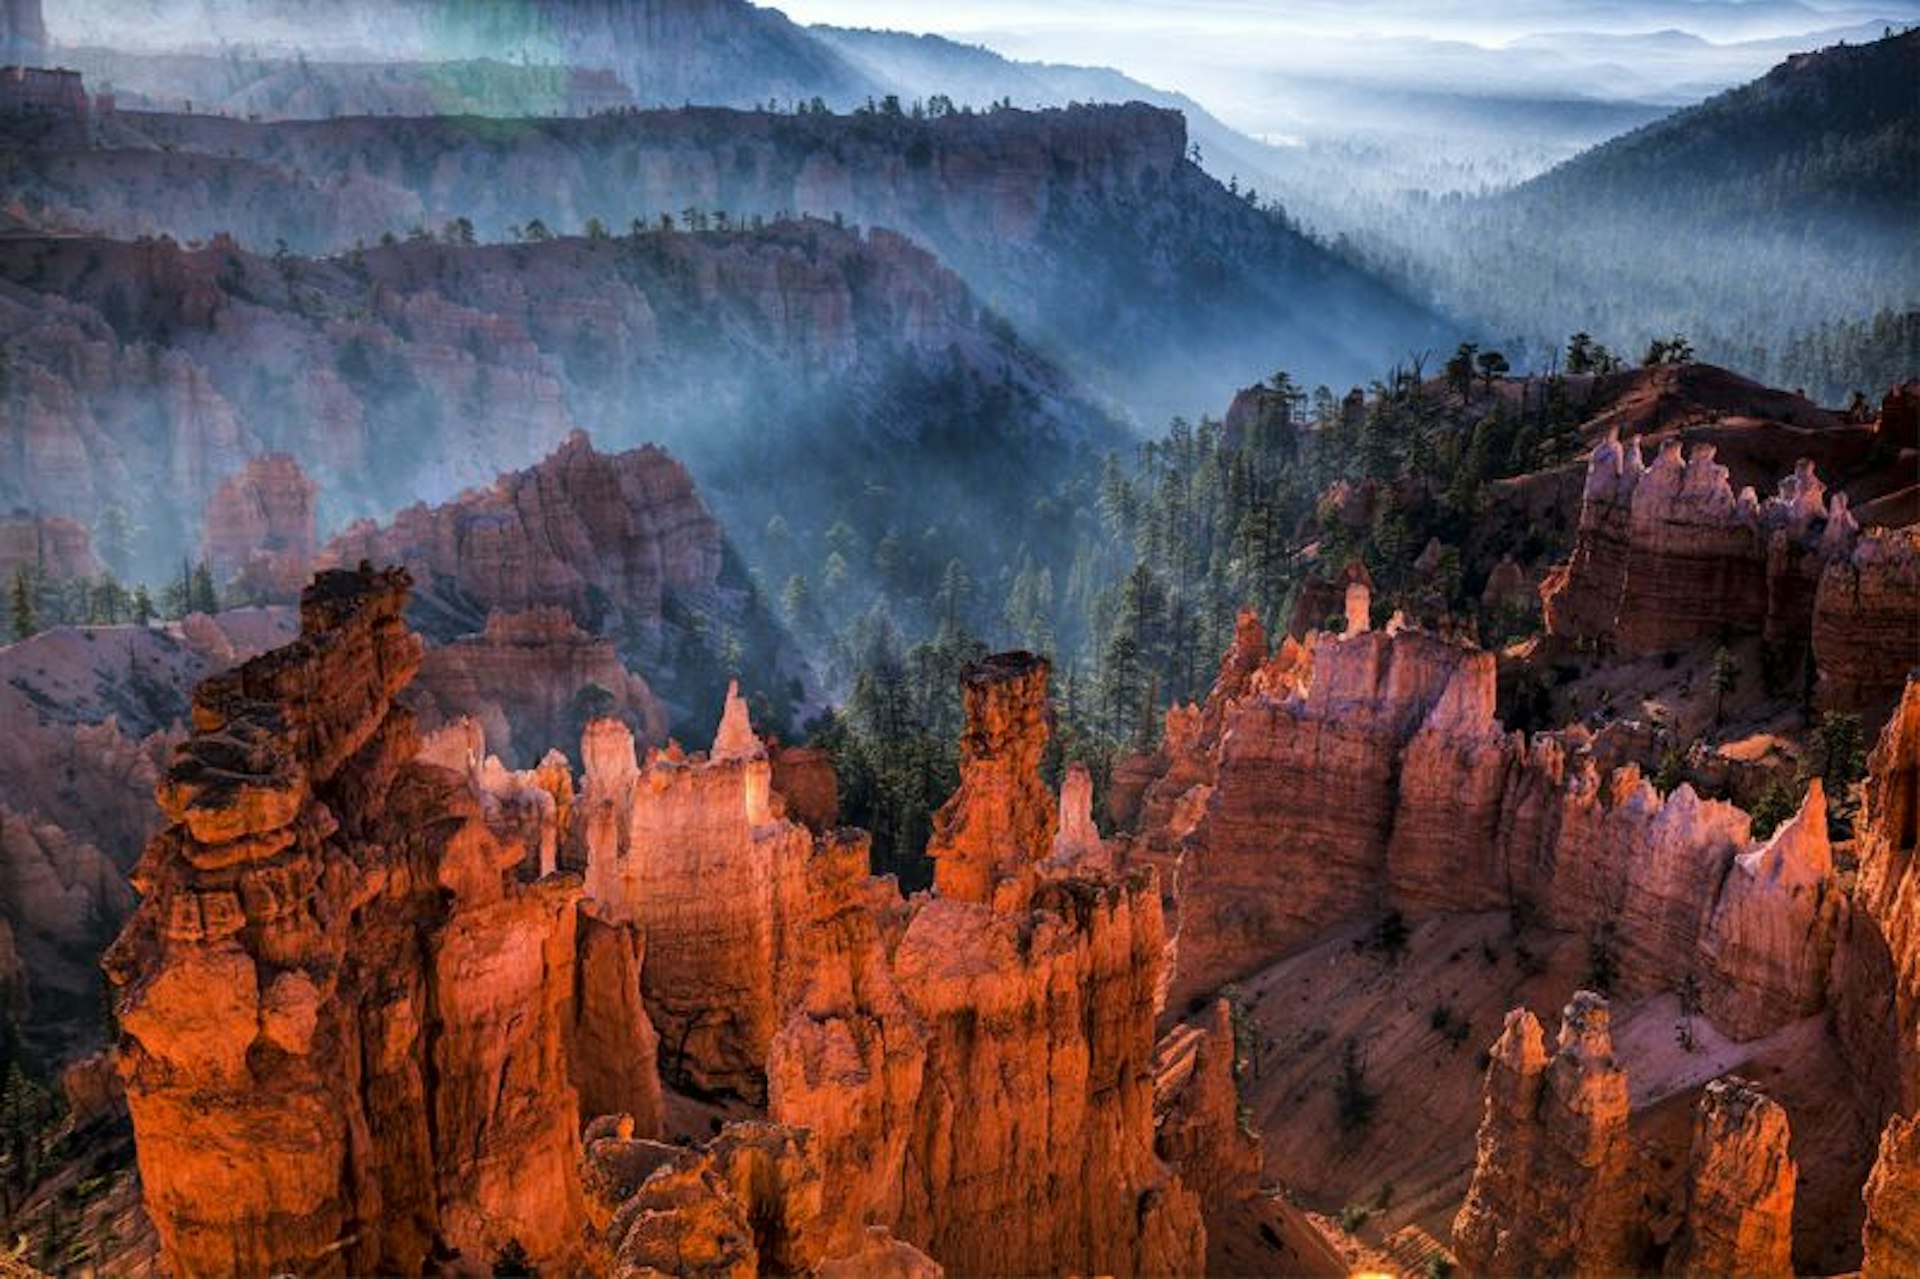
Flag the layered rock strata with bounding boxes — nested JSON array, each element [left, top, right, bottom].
[[578, 681, 812, 1102], [1130, 610, 1845, 1039], [105, 566, 590, 1276], [1542, 434, 1916, 712], [200, 453, 318, 603], [1452, 994, 1637, 1276], [1454, 997, 1797, 1278], [767, 653, 1205, 1276], [321, 432, 722, 643]]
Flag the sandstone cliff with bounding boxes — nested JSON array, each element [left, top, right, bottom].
[[1541, 430, 1915, 713], [578, 683, 812, 1102], [1131, 613, 1851, 1043], [105, 566, 590, 1276], [787, 652, 1204, 1276], [321, 433, 722, 644], [1666, 1077, 1796, 1279], [0, 515, 100, 596], [1454, 997, 1799, 1278], [410, 607, 669, 766], [1452, 994, 1637, 1276], [200, 453, 317, 603]]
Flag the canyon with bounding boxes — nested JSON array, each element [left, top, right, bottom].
[[73, 530, 1917, 1277], [104, 564, 1229, 1277]]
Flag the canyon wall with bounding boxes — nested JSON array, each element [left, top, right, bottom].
[[320, 433, 723, 643], [1542, 432, 1916, 714], [105, 572, 1221, 1276], [1454, 995, 1796, 1277], [200, 453, 318, 602], [105, 566, 590, 1276]]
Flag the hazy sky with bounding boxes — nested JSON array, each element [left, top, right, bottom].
[[777, 1, 1918, 131]]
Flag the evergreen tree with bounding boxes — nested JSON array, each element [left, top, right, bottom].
[[7, 567, 35, 641]]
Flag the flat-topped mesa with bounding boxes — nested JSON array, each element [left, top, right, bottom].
[[106, 564, 590, 1277], [578, 685, 809, 1102], [927, 651, 1058, 911], [1668, 1078, 1797, 1279], [1543, 434, 1877, 664]]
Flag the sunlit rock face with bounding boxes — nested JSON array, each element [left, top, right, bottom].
[[1813, 527, 1920, 715], [887, 652, 1203, 1277], [926, 651, 1057, 910], [105, 566, 591, 1277], [1863, 1113, 1920, 1278], [200, 453, 318, 603], [1667, 1078, 1797, 1279], [95, 594, 1274, 1277], [1454, 998, 1798, 1279], [0, 608, 297, 1063], [1123, 614, 1852, 1043], [578, 683, 812, 1104], [1542, 432, 1913, 714], [1452, 994, 1636, 1277]]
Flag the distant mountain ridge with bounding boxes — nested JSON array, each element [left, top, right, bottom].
[[3, 98, 1450, 424], [1348, 28, 1919, 395]]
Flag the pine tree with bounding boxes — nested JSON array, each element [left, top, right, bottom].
[[8, 567, 35, 641], [189, 560, 220, 615]]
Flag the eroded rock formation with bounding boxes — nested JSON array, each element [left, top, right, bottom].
[[1542, 433, 1915, 712], [411, 607, 669, 766], [0, 513, 100, 590], [1667, 1078, 1796, 1279], [321, 433, 722, 643], [201, 453, 318, 603], [1452, 993, 1636, 1277], [578, 683, 811, 1102], [1455, 999, 1800, 1279], [1127, 613, 1849, 1040], [105, 584, 1213, 1277], [106, 566, 591, 1276]]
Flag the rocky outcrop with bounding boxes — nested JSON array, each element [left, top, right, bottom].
[[1452, 993, 1637, 1277], [0, 514, 100, 591], [200, 454, 318, 603], [1863, 1112, 1920, 1278], [1813, 527, 1920, 715], [926, 652, 1057, 910], [765, 654, 1204, 1278], [321, 433, 723, 645], [411, 607, 668, 766], [578, 684, 811, 1102], [1667, 1077, 1796, 1278], [105, 566, 590, 1276], [1128, 615, 1848, 1041], [1153, 998, 1261, 1210], [1455, 997, 1807, 1279], [1542, 433, 1913, 710], [1697, 780, 1837, 1038], [1853, 679, 1920, 1109]]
